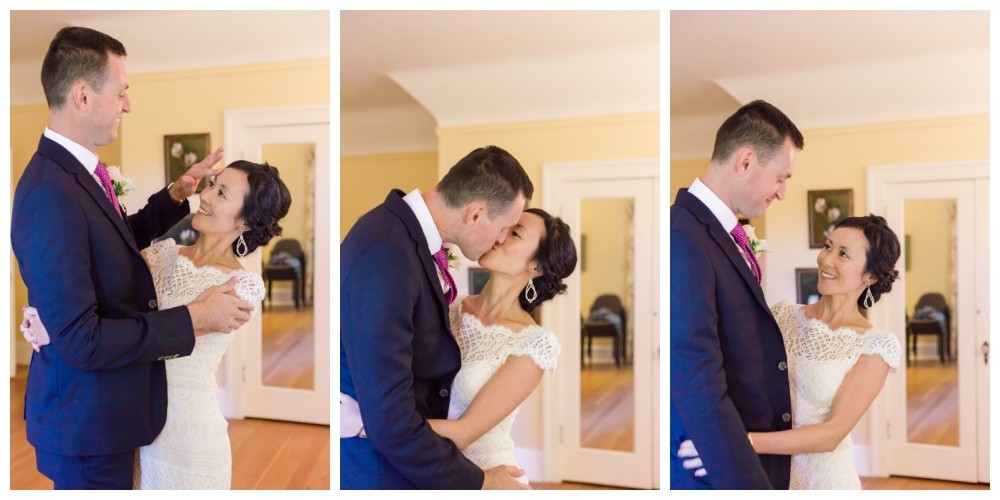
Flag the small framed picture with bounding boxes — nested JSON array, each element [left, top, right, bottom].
[[164, 133, 210, 193], [807, 189, 853, 248], [795, 268, 820, 305], [468, 267, 490, 295]]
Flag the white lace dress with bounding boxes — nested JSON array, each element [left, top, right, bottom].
[[772, 300, 900, 490], [135, 239, 265, 490], [448, 298, 560, 484]]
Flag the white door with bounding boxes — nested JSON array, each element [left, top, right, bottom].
[[879, 172, 988, 483], [221, 105, 330, 425], [542, 160, 658, 489]]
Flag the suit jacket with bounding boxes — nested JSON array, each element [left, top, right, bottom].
[[11, 135, 196, 457], [670, 188, 792, 489], [340, 190, 484, 489]]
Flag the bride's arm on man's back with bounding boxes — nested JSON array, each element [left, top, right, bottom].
[[750, 355, 890, 455], [429, 355, 543, 450]]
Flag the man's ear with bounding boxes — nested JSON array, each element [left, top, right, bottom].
[[69, 82, 90, 110], [734, 147, 754, 174], [466, 202, 487, 224]]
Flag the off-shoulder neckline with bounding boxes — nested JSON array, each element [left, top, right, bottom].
[[454, 298, 546, 336], [780, 300, 878, 337]]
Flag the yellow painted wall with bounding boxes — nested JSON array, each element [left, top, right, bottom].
[[340, 150, 439, 241], [10, 58, 329, 364], [439, 111, 659, 453]]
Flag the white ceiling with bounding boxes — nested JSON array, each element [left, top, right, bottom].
[[670, 10, 989, 160], [340, 10, 660, 155], [10, 10, 330, 106]]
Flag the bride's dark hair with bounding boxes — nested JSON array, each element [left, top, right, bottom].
[[518, 208, 577, 312], [228, 160, 292, 255]]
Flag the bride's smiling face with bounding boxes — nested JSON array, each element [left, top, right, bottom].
[[191, 167, 250, 237], [477, 211, 545, 278], [816, 226, 875, 300]]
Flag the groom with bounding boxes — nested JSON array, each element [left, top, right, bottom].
[[341, 146, 533, 489], [670, 100, 804, 489], [11, 26, 253, 489]]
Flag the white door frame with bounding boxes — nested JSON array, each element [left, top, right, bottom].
[[219, 104, 330, 424], [867, 160, 989, 480], [541, 158, 659, 487]]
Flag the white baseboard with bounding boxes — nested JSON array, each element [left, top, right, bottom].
[[514, 447, 543, 482]]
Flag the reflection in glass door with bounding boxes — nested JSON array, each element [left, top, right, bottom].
[[580, 198, 634, 452], [260, 143, 315, 391], [903, 199, 958, 447]]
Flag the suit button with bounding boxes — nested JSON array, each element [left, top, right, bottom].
[[439, 389, 450, 397], [778, 361, 788, 371], [782, 412, 792, 422], [148, 299, 157, 309]]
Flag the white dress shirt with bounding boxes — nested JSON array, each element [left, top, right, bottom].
[[43, 127, 105, 190], [688, 178, 754, 270]]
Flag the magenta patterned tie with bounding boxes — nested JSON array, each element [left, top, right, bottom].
[[433, 247, 457, 305], [730, 224, 761, 284], [94, 161, 123, 220]]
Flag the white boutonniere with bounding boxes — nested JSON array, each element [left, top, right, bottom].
[[445, 247, 459, 270], [106, 166, 136, 198], [743, 224, 767, 256]]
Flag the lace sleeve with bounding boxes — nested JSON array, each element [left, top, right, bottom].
[[509, 327, 561, 372], [770, 299, 797, 350], [140, 239, 176, 280], [234, 271, 266, 319], [860, 329, 901, 373]]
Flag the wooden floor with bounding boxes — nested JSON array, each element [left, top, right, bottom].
[[906, 357, 959, 446], [580, 359, 634, 451], [860, 475, 988, 490], [261, 304, 315, 389]]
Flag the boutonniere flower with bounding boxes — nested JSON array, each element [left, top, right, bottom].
[[445, 247, 459, 270], [106, 166, 136, 198], [743, 224, 767, 256]]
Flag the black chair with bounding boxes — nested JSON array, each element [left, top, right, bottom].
[[263, 239, 306, 309], [582, 294, 627, 368], [907, 292, 950, 365]]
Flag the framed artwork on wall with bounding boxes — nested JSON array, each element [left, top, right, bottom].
[[807, 189, 853, 248]]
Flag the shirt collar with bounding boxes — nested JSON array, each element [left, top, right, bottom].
[[402, 188, 443, 255], [689, 178, 739, 233], [44, 127, 100, 176]]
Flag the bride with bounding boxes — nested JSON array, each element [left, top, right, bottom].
[[22, 160, 292, 489], [681, 214, 902, 489], [341, 207, 577, 486]]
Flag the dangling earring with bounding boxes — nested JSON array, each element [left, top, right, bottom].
[[524, 277, 538, 303], [236, 233, 248, 258], [863, 286, 875, 309]]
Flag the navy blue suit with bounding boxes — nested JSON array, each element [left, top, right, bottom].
[[11, 136, 195, 488], [670, 188, 792, 489], [340, 190, 483, 489]]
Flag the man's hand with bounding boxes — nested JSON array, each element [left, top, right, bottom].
[[169, 147, 225, 202], [20, 306, 50, 352], [678, 439, 707, 477], [186, 277, 254, 335], [482, 464, 531, 490], [339, 393, 365, 438]]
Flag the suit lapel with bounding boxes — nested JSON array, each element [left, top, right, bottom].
[[39, 137, 140, 256], [384, 190, 450, 321], [677, 189, 771, 313]]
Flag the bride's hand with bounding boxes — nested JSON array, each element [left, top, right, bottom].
[[678, 439, 707, 477], [340, 393, 365, 438], [20, 306, 50, 352]]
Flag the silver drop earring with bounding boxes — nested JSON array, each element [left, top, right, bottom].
[[863, 286, 875, 309], [524, 277, 538, 303], [236, 233, 248, 258]]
